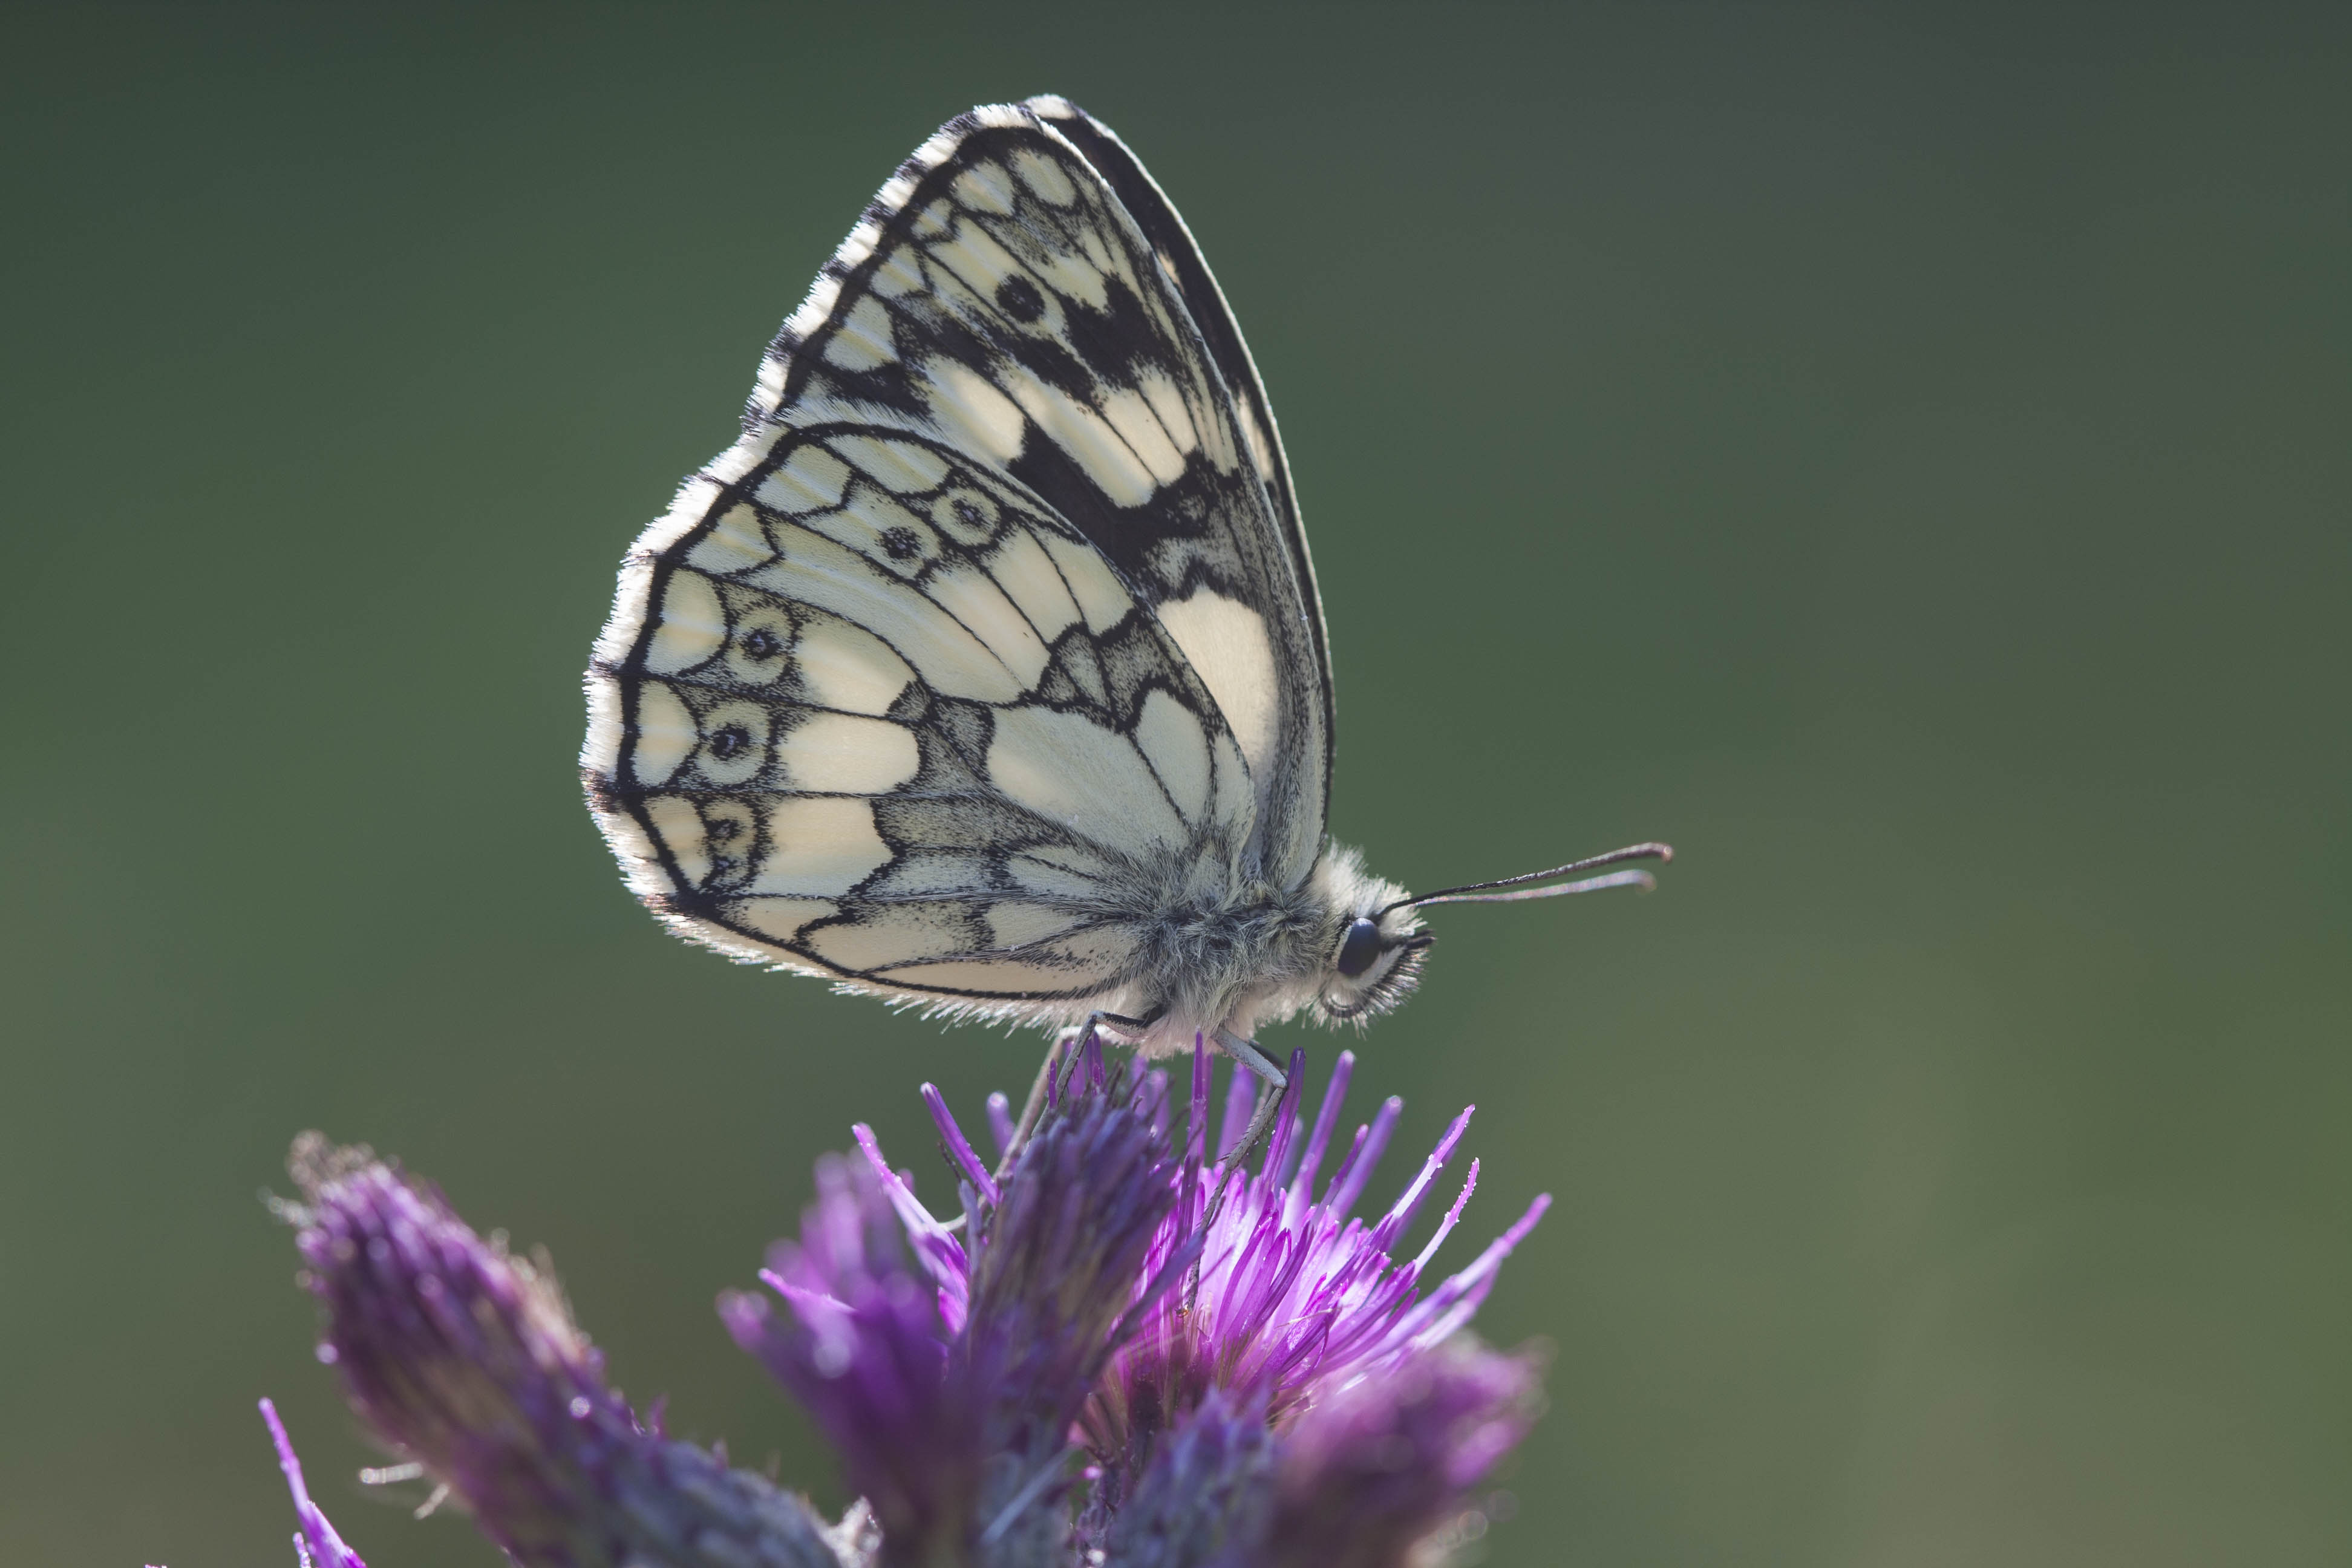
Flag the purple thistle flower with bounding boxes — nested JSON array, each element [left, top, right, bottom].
[[260, 1399, 368, 1568], [259, 1039, 1552, 1567], [1098, 1387, 1275, 1568], [719, 1151, 976, 1564], [1080, 1045, 1548, 1491], [959, 1063, 1196, 1555], [789, 1040, 1547, 1535], [283, 1133, 847, 1568], [726, 1058, 1191, 1566], [1259, 1338, 1544, 1568]]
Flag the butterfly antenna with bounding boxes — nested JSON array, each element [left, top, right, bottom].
[[1381, 841, 1673, 914]]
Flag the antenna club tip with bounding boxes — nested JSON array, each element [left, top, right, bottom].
[[1653, 843, 1674, 863]]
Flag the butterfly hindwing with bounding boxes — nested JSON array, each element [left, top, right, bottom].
[[586, 426, 1256, 1003]]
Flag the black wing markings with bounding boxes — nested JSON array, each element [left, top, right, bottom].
[[1033, 99, 1334, 784], [599, 425, 1254, 999], [741, 101, 1330, 886]]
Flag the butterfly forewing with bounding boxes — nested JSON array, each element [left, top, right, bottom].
[[1031, 101, 1333, 779], [756, 100, 1328, 880], [586, 98, 1335, 1012]]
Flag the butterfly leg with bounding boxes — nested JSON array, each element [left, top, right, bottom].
[[995, 1006, 1166, 1180], [1212, 1027, 1292, 1169]]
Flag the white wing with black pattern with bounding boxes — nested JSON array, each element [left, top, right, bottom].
[[586, 420, 1261, 1007], [584, 97, 1334, 1014], [742, 96, 1330, 885]]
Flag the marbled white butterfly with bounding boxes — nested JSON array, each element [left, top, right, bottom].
[[583, 96, 1668, 1137]]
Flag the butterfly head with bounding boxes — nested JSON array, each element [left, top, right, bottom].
[[1318, 907, 1434, 1022], [1313, 840, 1676, 1025], [1308, 848, 1432, 1024]]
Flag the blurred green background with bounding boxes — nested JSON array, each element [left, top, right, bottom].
[[4, 4, 2347, 1564]]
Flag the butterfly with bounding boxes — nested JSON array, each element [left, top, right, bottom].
[[583, 95, 1667, 1131]]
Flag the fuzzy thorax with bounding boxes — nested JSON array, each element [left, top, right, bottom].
[[1116, 841, 1424, 1059]]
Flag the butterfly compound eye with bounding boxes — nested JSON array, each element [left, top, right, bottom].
[[1334, 917, 1383, 979]]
